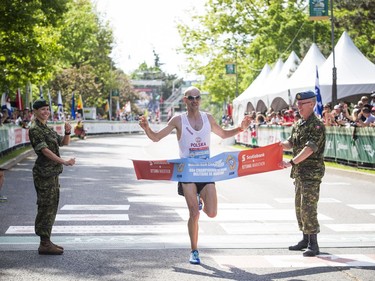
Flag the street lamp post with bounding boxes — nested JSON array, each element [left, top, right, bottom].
[[330, 0, 337, 106]]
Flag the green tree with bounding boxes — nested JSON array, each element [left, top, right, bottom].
[[50, 65, 102, 109], [49, 0, 119, 114], [0, 0, 71, 91], [178, 0, 372, 105], [334, 0, 375, 62], [56, 0, 114, 96]]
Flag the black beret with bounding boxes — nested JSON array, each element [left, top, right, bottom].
[[295, 90, 315, 101], [33, 99, 49, 109]]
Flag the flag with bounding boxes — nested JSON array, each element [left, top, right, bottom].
[[1, 93, 7, 108], [77, 94, 83, 111], [47, 89, 54, 121], [227, 103, 232, 117], [125, 101, 131, 113], [39, 86, 43, 99], [1, 93, 12, 117], [314, 66, 323, 117], [29, 82, 33, 109], [57, 91, 64, 120], [16, 88, 23, 110], [71, 93, 76, 120], [116, 99, 120, 119], [25, 82, 33, 109]]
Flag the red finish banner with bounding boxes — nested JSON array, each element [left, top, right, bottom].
[[132, 143, 283, 182]]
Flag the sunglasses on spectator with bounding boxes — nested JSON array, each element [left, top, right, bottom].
[[186, 95, 201, 101]]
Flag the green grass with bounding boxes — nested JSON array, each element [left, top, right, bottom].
[[0, 146, 32, 166], [233, 144, 375, 175]]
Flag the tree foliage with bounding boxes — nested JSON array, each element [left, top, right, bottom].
[[334, 0, 375, 61], [178, 0, 374, 104], [49, 0, 119, 113], [0, 0, 70, 90], [0, 0, 138, 116]]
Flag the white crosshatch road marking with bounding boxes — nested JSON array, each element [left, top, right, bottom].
[[60, 205, 130, 211], [128, 197, 273, 208], [322, 182, 351, 186], [212, 254, 375, 268], [348, 204, 375, 210], [218, 203, 273, 209], [1, 234, 375, 250], [5, 225, 187, 235], [325, 224, 375, 232], [175, 209, 333, 221], [128, 197, 273, 209], [3, 202, 375, 250], [128, 196, 185, 203], [55, 214, 129, 221], [221, 223, 299, 234], [275, 198, 341, 203]]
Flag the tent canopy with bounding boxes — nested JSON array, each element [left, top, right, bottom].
[[319, 31, 375, 104], [234, 31, 375, 121]]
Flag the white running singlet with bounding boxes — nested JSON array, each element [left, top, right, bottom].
[[178, 112, 211, 159]]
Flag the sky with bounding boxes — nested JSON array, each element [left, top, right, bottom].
[[92, 0, 205, 78]]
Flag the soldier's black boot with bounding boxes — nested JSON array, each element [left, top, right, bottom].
[[303, 234, 320, 257], [288, 233, 308, 251]]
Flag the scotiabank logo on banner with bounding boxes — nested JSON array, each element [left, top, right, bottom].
[[237, 144, 282, 177]]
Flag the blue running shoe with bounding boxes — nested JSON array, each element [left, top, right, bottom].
[[189, 250, 201, 264], [197, 193, 202, 211]]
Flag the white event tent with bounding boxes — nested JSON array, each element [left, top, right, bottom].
[[319, 31, 375, 104], [264, 51, 301, 111], [232, 63, 271, 123], [253, 58, 284, 112], [234, 31, 375, 124], [285, 43, 326, 102]]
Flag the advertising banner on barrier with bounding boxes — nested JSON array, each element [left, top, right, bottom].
[[132, 143, 283, 182]]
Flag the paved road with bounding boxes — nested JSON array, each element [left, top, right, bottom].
[[0, 133, 374, 281]]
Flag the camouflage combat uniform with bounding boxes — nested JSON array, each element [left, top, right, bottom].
[[29, 119, 64, 238], [288, 113, 325, 234]]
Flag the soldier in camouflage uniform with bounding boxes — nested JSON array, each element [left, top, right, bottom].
[[29, 99, 75, 255], [280, 90, 325, 257]]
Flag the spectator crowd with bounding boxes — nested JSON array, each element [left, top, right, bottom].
[[236, 92, 375, 129], [2, 92, 375, 129]]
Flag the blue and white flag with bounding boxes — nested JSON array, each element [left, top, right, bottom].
[[314, 66, 323, 117], [71, 92, 76, 120], [57, 91, 64, 120], [47, 89, 54, 121], [39, 86, 44, 99]]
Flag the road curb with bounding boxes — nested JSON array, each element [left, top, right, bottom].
[[0, 148, 35, 170]]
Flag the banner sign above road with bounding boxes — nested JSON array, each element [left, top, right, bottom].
[[225, 63, 236, 75], [309, 0, 329, 20], [132, 143, 283, 182]]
